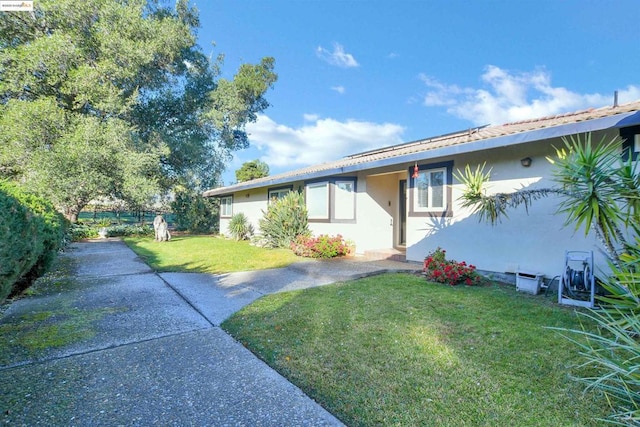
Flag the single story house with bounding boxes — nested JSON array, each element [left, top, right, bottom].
[[204, 100, 640, 279]]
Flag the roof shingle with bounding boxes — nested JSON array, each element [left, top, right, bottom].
[[204, 100, 640, 197]]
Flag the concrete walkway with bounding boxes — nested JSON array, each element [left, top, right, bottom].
[[0, 239, 420, 426]]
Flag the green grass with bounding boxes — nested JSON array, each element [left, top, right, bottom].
[[124, 235, 302, 273], [222, 273, 610, 426]]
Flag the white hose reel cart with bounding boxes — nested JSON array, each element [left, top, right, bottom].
[[558, 250, 596, 308]]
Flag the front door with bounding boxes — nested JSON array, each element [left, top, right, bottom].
[[399, 180, 407, 246]]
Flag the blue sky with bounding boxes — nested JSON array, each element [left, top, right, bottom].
[[191, 0, 640, 185]]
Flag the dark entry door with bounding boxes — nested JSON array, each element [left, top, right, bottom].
[[399, 180, 407, 246]]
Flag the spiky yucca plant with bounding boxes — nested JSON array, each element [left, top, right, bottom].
[[228, 213, 253, 241]]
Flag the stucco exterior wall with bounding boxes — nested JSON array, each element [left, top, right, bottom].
[[405, 134, 610, 278], [308, 172, 403, 253], [219, 188, 268, 237]]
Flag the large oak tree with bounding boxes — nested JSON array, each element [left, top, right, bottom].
[[0, 0, 276, 221]]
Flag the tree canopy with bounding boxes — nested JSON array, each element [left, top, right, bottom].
[[0, 0, 277, 221], [235, 159, 270, 182]]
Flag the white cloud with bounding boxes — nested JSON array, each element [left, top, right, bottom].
[[331, 85, 346, 94], [316, 43, 359, 68], [245, 114, 405, 167], [422, 65, 640, 125]]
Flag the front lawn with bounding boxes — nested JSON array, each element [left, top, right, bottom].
[[222, 273, 609, 426], [124, 235, 301, 273]]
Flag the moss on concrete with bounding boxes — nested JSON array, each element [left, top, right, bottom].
[[0, 306, 123, 362]]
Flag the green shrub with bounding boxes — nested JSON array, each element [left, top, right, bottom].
[[67, 223, 153, 241], [0, 181, 67, 301], [171, 190, 218, 234], [290, 234, 353, 258], [106, 224, 153, 237], [228, 213, 254, 241], [259, 192, 310, 248], [68, 223, 99, 241]]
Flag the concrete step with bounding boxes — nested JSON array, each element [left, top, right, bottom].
[[363, 248, 406, 262]]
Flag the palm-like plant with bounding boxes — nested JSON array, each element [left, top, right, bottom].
[[457, 133, 638, 265], [457, 132, 640, 425]]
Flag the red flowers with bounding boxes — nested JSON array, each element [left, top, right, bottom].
[[423, 247, 481, 286]]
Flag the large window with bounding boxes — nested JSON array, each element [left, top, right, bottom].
[[305, 178, 357, 223], [334, 180, 356, 220], [306, 182, 329, 219], [409, 161, 453, 217], [220, 195, 233, 217]]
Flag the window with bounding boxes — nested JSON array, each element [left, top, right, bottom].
[[220, 196, 233, 217], [268, 186, 291, 202], [620, 125, 640, 161], [409, 161, 453, 217], [334, 181, 355, 220], [415, 169, 445, 211], [305, 178, 357, 223], [306, 182, 329, 219]]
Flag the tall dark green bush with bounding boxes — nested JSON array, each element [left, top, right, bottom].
[[0, 181, 67, 301], [171, 190, 219, 234], [259, 191, 310, 248]]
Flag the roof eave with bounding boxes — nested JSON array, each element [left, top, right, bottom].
[[203, 110, 640, 197]]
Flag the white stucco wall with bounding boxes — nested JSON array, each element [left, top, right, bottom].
[[308, 172, 402, 253], [405, 137, 607, 278], [219, 188, 268, 237]]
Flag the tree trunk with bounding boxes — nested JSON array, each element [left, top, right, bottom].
[[65, 211, 78, 223], [63, 206, 81, 223]]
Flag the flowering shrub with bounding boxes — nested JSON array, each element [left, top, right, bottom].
[[290, 234, 354, 258], [423, 247, 482, 286]]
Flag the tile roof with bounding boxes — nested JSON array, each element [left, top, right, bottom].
[[203, 100, 640, 197]]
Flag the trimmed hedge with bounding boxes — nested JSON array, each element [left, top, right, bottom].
[[0, 181, 67, 301], [68, 223, 153, 241]]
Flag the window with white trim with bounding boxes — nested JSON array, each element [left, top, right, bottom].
[[334, 180, 355, 220], [268, 187, 291, 202], [305, 178, 357, 223], [220, 196, 233, 217], [414, 168, 445, 211], [306, 182, 329, 219], [409, 161, 453, 217]]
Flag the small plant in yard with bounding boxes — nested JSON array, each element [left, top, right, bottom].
[[423, 247, 482, 286], [228, 213, 254, 241], [290, 234, 353, 258]]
